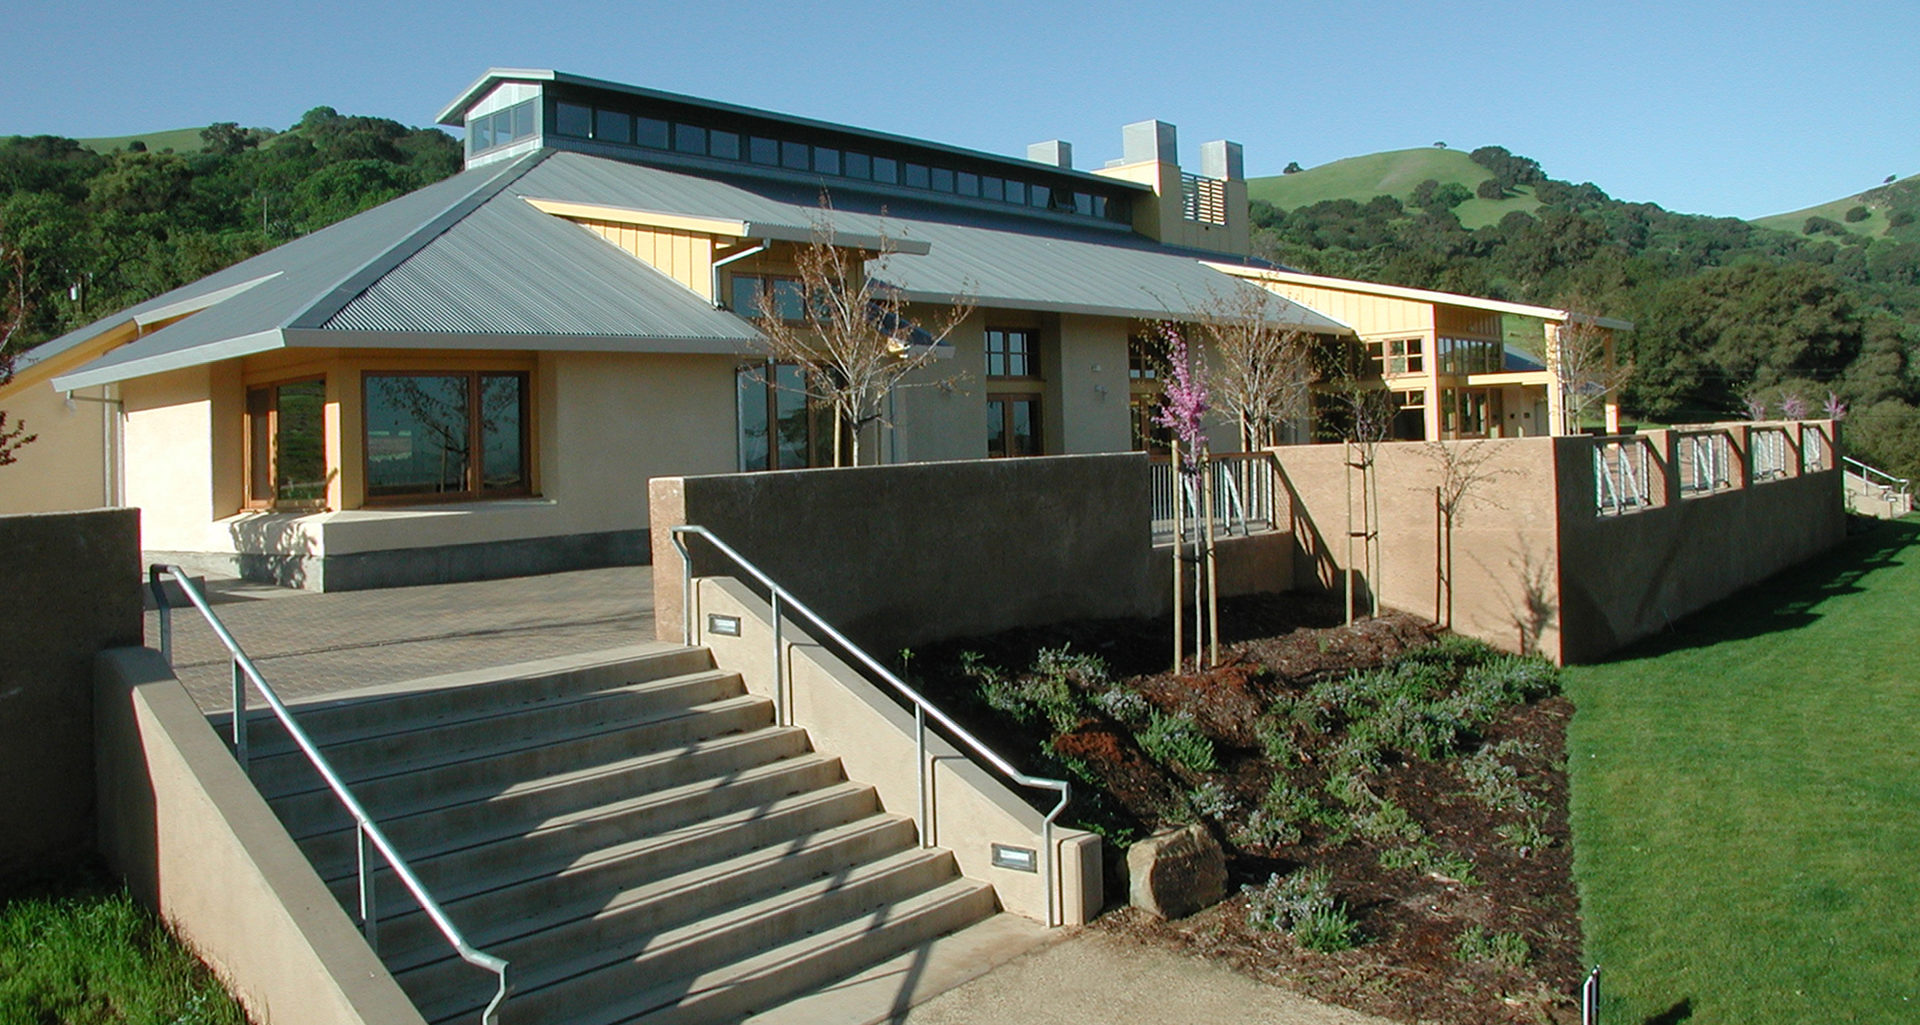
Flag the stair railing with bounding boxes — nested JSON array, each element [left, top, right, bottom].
[[669, 526, 1074, 927], [148, 565, 510, 1025], [1843, 455, 1911, 499]]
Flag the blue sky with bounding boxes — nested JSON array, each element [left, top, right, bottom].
[[3, 0, 1915, 220]]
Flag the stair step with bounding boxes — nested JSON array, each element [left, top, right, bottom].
[[386, 813, 918, 978], [249, 680, 761, 801], [315, 753, 849, 898], [353, 782, 887, 957], [545, 878, 997, 1025], [224, 646, 717, 754], [410, 846, 959, 1022], [274, 723, 811, 842]]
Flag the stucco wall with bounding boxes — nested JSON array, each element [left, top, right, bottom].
[[0, 382, 113, 515], [1555, 425, 1845, 662], [652, 454, 1166, 655], [1271, 424, 1846, 664], [0, 508, 142, 882], [1273, 438, 1565, 659]]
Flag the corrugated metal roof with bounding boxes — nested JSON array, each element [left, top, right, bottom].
[[50, 146, 1348, 390], [324, 189, 758, 340]]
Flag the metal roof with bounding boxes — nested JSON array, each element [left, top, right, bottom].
[[48, 147, 1347, 391]]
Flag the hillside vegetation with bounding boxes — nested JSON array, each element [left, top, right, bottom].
[[0, 109, 460, 351], [1251, 145, 1920, 478], [1250, 147, 1540, 229], [1753, 175, 1920, 241]]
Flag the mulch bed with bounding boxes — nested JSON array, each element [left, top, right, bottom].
[[911, 595, 1584, 1025]]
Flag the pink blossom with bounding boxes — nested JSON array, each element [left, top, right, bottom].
[[1151, 322, 1210, 471]]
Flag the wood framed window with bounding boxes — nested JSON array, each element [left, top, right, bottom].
[[985, 328, 1035, 378], [731, 274, 807, 321], [362, 371, 529, 503], [736, 362, 834, 471], [987, 395, 1041, 458], [245, 378, 328, 509]]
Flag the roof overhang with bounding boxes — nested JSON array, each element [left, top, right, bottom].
[[1212, 264, 1636, 332], [521, 197, 930, 254]]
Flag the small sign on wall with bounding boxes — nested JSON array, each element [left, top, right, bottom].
[[707, 613, 742, 637]]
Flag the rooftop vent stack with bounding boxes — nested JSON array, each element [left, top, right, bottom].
[[1122, 120, 1179, 165], [1027, 140, 1073, 169], [1200, 140, 1244, 181]]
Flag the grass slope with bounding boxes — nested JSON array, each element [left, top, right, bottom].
[[1249, 147, 1541, 229], [1752, 175, 1918, 239], [76, 127, 210, 154], [1565, 518, 1920, 1024]]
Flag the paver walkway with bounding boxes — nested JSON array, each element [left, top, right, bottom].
[[149, 566, 655, 712]]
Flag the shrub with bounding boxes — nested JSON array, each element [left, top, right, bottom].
[[1844, 205, 1871, 223], [1236, 777, 1318, 847], [964, 647, 1094, 734], [1496, 817, 1554, 856], [1243, 866, 1362, 951], [1187, 779, 1238, 819], [1092, 685, 1150, 724], [1455, 925, 1531, 968], [1460, 746, 1538, 812], [1136, 710, 1219, 772], [1476, 178, 1506, 200], [1890, 210, 1916, 228], [1804, 215, 1849, 236]]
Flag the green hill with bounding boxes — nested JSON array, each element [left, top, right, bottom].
[[1752, 176, 1920, 240], [1249, 147, 1541, 229], [75, 127, 212, 154]]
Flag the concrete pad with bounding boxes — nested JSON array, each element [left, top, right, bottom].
[[891, 929, 1395, 1025], [746, 914, 1053, 1025]]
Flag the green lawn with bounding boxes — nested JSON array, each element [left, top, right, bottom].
[[1565, 518, 1920, 1024], [0, 865, 248, 1024]]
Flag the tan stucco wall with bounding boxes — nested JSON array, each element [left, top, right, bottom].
[[123, 367, 220, 552], [95, 647, 428, 1025], [1555, 424, 1845, 662], [1273, 438, 1566, 659], [1047, 314, 1132, 454], [0, 381, 114, 514]]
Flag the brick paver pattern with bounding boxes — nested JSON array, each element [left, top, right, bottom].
[[149, 566, 655, 713]]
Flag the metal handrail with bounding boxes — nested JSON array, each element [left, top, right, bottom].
[[1843, 455, 1910, 495], [668, 526, 1073, 927], [148, 565, 510, 1025]]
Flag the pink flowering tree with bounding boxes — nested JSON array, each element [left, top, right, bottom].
[[1823, 392, 1848, 422], [1743, 394, 1768, 421], [1151, 322, 1209, 474], [1778, 392, 1808, 421]]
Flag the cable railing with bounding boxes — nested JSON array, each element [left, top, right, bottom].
[[668, 526, 1073, 927], [148, 566, 510, 1025]]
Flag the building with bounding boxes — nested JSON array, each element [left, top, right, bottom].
[[0, 68, 1621, 590]]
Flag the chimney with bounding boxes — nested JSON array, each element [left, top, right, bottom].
[[1027, 140, 1073, 169], [1121, 120, 1178, 165], [1200, 140, 1243, 181]]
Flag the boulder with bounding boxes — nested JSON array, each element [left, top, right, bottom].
[[1126, 824, 1226, 919]]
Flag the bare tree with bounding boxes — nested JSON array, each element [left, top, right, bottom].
[[0, 243, 39, 467], [1193, 282, 1320, 450], [749, 201, 972, 467], [1547, 306, 1630, 435], [1317, 342, 1395, 622]]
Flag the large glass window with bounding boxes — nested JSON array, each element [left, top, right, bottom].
[[987, 397, 1041, 458], [246, 380, 328, 508], [737, 363, 830, 471], [554, 102, 591, 139], [985, 328, 1035, 378], [731, 274, 808, 321], [594, 109, 631, 144], [363, 372, 527, 501]]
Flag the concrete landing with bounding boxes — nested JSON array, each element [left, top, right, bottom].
[[888, 928, 1394, 1025], [745, 914, 1051, 1025]]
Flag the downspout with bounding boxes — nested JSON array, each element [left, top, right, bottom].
[[710, 242, 771, 309], [65, 386, 125, 506]]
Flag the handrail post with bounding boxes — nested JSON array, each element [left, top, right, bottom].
[[358, 824, 378, 952], [915, 704, 929, 848], [771, 592, 786, 727], [150, 566, 173, 665], [231, 658, 249, 771]]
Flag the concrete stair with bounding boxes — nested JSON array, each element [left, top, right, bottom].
[[235, 645, 1001, 1025]]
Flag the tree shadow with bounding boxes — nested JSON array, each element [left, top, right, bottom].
[[1592, 517, 1916, 666], [1643, 996, 1694, 1024]]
